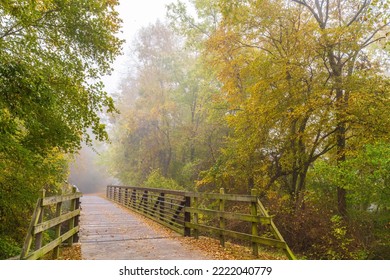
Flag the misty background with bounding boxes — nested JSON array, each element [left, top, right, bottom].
[[67, 0, 175, 193], [68, 144, 119, 194]]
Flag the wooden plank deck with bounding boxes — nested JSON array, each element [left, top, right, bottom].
[[79, 195, 209, 260]]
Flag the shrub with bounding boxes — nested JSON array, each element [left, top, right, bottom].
[[144, 169, 185, 190], [0, 236, 21, 259], [265, 192, 367, 259]]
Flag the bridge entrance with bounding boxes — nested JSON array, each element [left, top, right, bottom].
[[79, 195, 209, 260]]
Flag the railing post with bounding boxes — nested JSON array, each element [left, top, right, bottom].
[[125, 188, 129, 207], [34, 189, 46, 258], [184, 195, 191, 237], [136, 190, 141, 210], [53, 189, 63, 259], [251, 188, 259, 257], [118, 187, 122, 204], [159, 193, 165, 220], [141, 191, 148, 213], [131, 189, 136, 208], [67, 187, 77, 247], [20, 190, 44, 259], [219, 188, 226, 247], [73, 187, 81, 244], [193, 195, 199, 239]]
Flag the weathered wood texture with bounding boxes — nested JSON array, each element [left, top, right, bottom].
[[20, 186, 82, 260], [107, 185, 296, 260], [79, 195, 209, 260]]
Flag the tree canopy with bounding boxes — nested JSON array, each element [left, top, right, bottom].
[[0, 0, 123, 258]]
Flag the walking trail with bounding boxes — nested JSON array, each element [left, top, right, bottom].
[[79, 195, 210, 260]]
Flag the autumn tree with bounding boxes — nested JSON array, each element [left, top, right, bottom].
[[105, 21, 191, 186], [166, 0, 240, 192], [104, 17, 227, 191], [289, 0, 390, 216], [198, 0, 333, 200], [201, 0, 390, 213]]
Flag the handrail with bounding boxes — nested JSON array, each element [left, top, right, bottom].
[[107, 185, 296, 259], [256, 198, 296, 260], [20, 186, 82, 260]]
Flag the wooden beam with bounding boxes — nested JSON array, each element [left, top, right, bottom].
[[20, 198, 43, 259], [185, 208, 271, 224], [33, 209, 80, 234], [186, 223, 287, 249], [23, 227, 80, 260], [42, 193, 82, 206]]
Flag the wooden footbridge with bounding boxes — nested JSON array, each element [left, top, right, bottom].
[[19, 185, 296, 260]]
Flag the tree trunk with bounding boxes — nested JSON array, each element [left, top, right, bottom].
[[335, 87, 347, 217]]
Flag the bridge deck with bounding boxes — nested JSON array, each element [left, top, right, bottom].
[[79, 195, 209, 260]]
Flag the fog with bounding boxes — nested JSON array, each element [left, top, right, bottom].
[[68, 144, 119, 194], [102, 0, 176, 94], [67, 1, 175, 194]]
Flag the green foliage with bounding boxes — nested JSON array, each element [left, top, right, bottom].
[[306, 143, 390, 259], [308, 142, 390, 210], [144, 169, 185, 191], [0, 0, 123, 258], [317, 215, 357, 260], [0, 235, 21, 259], [0, 0, 122, 151], [0, 149, 69, 244]]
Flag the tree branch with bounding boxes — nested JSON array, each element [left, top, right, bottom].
[[360, 22, 390, 48], [324, 0, 329, 26], [1, 8, 59, 40], [346, 0, 370, 27], [291, 0, 326, 28], [236, 40, 276, 57], [315, 0, 324, 23]]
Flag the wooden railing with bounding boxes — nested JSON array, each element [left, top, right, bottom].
[[107, 185, 296, 260], [20, 186, 82, 260], [107, 185, 188, 235]]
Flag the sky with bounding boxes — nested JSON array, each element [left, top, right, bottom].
[[102, 0, 177, 94]]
